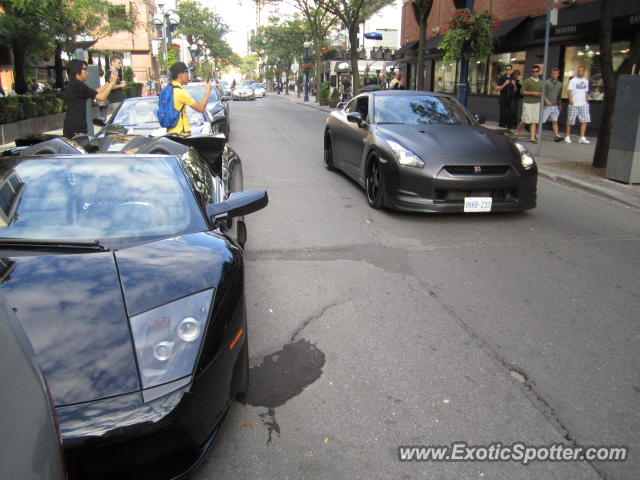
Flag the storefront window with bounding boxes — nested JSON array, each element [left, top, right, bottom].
[[488, 51, 526, 95], [562, 42, 630, 101], [469, 57, 488, 94], [434, 60, 458, 94]]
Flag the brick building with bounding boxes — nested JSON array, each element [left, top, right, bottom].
[[397, 0, 639, 129], [90, 0, 159, 83]]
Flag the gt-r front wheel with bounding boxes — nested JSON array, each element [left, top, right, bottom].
[[365, 156, 384, 209], [324, 132, 335, 170]]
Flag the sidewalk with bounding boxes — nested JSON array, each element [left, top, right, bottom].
[[273, 92, 640, 210]]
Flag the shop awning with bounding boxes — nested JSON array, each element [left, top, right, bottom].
[[395, 40, 418, 56], [495, 16, 528, 37]]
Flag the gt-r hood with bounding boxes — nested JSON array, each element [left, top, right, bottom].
[[377, 124, 516, 164], [0, 233, 233, 407], [0, 253, 140, 407]]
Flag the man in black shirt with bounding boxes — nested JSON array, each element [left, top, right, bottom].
[[63, 59, 116, 138], [496, 64, 518, 130], [105, 54, 127, 116]]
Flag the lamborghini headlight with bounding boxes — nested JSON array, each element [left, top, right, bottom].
[[515, 142, 536, 170], [387, 139, 425, 168], [129, 289, 214, 389]]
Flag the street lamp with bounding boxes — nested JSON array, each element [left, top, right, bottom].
[[153, 9, 180, 76], [303, 41, 313, 102]]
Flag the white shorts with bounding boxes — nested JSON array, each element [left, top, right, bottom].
[[542, 105, 560, 122], [521, 102, 540, 124], [567, 104, 590, 125]]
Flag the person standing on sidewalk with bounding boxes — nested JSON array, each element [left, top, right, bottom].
[[515, 65, 543, 143], [105, 55, 127, 119], [63, 60, 116, 139], [496, 65, 518, 130], [564, 65, 591, 144], [542, 67, 564, 142]]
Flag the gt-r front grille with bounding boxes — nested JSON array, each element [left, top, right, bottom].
[[444, 165, 510, 175]]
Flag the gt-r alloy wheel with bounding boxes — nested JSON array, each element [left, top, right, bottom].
[[324, 132, 335, 170], [366, 156, 384, 209]]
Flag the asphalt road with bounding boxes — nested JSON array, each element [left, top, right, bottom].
[[193, 95, 640, 480]]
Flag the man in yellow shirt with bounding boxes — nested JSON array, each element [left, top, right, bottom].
[[167, 62, 212, 135]]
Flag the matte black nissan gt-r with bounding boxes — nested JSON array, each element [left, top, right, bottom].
[[0, 136, 267, 479], [324, 91, 537, 213]]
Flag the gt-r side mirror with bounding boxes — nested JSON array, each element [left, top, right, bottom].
[[347, 111, 364, 127], [206, 189, 269, 226], [474, 114, 486, 124], [222, 94, 232, 101]]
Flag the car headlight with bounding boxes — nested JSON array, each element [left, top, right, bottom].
[[387, 139, 425, 168], [129, 289, 214, 389], [515, 142, 536, 170]]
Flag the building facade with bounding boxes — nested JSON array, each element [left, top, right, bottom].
[[90, 0, 159, 82], [398, 0, 639, 130]]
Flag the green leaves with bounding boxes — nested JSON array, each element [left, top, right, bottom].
[[438, 9, 497, 62]]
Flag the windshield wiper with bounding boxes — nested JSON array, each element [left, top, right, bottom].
[[377, 122, 405, 125], [0, 239, 108, 252]]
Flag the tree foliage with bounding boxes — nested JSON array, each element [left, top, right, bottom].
[[174, 1, 233, 77], [292, 0, 338, 101], [316, 0, 394, 89]]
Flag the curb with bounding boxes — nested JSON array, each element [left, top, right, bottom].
[[538, 168, 639, 210], [272, 93, 331, 113]]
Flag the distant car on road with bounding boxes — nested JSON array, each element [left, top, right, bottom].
[[324, 91, 537, 212], [251, 82, 266, 97], [232, 83, 255, 101], [0, 137, 268, 479]]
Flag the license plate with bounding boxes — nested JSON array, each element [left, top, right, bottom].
[[464, 197, 492, 212]]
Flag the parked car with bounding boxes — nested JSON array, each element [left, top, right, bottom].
[[232, 82, 255, 101], [184, 83, 231, 139], [324, 91, 537, 212], [0, 292, 67, 480], [251, 82, 266, 97], [99, 96, 214, 137], [0, 136, 268, 479]]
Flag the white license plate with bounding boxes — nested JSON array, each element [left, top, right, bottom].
[[464, 197, 492, 212]]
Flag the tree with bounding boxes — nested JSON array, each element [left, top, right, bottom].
[[250, 18, 308, 93], [53, 0, 137, 88], [174, 1, 232, 78], [239, 53, 259, 79], [293, 0, 338, 102], [592, 2, 640, 168], [0, 0, 58, 93], [411, 0, 434, 91], [316, 0, 394, 90]]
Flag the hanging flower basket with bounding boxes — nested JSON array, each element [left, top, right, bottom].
[[437, 9, 498, 62]]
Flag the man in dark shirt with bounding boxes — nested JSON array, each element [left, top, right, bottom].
[[63, 59, 116, 138], [105, 54, 127, 115], [496, 64, 518, 130]]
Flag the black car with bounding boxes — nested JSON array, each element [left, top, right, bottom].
[[183, 83, 231, 139], [0, 291, 67, 480], [0, 136, 267, 479], [324, 91, 537, 213]]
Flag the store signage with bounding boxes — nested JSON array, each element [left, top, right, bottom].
[[630, 14, 640, 25], [554, 25, 577, 35]]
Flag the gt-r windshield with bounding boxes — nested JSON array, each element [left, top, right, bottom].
[[0, 157, 207, 243], [374, 95, 474, 125]]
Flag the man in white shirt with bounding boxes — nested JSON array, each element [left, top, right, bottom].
[[564, 65, 591, 144]]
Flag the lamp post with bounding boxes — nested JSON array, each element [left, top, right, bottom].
[[303, 41, 312, 102], [190, 43, 199, 79], [153, 9, 180, 77]]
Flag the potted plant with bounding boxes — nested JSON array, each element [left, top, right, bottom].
[[318, 81, 330, 106], [329, 87, 340, 108], [437, 9, 498, 62]]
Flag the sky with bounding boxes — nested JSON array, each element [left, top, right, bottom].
[[200, 0, 257, 57]]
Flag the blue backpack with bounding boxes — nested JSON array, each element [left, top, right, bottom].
[[157, 84, 184, 128]]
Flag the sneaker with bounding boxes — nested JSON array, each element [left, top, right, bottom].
[[564, 136, 572, 143], [554, 136, 564, 142], [579, 137, 590, 144]]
